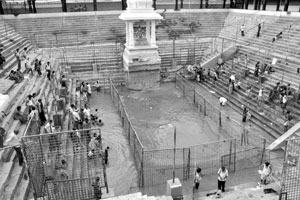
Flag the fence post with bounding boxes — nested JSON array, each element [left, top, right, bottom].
[[128, 123, 131, 144], [183, 82, 185, 97], [203, 99, 207, 116], [183, 148, 185, 180], [260, 138, 267, 165], [187, 148, 191, 178], [229, 140, 232, 171], [234, 139, 236, 171], [193, 88, 196, 105], [141, 148, 144, 187], [219, 110, 222, 128]]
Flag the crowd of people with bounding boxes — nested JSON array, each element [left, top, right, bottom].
[[69, 80, 108, 166], [8, 47, 46, 82], [70, 5, 88, 12]]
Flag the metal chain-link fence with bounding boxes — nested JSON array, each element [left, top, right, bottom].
[[22, 128, 108, 199], [110, 79, 145, 187], [109, 79, 267, 187], [280, 137, 300, 200]]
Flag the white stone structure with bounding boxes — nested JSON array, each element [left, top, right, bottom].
[[119, 0, 163, 90]]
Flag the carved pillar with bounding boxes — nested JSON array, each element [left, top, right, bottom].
[[126, 21, 129, 46], [151, 21, 156, 46], [146, 21, 151, 44], [128, 22, 134, 47]]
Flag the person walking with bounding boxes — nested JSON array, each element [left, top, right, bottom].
[[5, 130, 24, 166], [257, 23, 261, 37], [242, 105, 248, 122], [217, 166, 228, 192], [258, 87, 263, 106]]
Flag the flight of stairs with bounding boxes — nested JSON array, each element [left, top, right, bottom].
[[105, 192, 173, 200]]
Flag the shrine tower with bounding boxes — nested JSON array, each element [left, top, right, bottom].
[[119, 0, 163, 90]]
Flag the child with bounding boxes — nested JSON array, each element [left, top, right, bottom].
[[194, 167, 203, 190]]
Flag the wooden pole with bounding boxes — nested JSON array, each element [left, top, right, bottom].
[[173, 126, 177, 183]]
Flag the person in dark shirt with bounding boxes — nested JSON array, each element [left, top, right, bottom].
[[92, 177, 102, 200], [0, 50, 5, 69], [103, 147, 109, 165]]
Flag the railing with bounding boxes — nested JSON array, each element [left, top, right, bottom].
[[109, 78, 145, 186], [175, 74, 267, 148]]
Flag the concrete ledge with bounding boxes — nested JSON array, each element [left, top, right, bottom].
[[201, 44, 237, 70]]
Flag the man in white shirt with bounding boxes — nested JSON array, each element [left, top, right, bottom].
[[219, 97, 227, 106], [44, 119, 55, 133], [217, 166, 228, 192], [5, 130, 24, 166], [240, 24, 245, 36], [87, 83, 92, 96], [29, 107, 39, 122]]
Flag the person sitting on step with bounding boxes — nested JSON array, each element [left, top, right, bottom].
[[14, 106, 28, 124]]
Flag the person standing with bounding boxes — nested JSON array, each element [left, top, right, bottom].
[[5, 130, 24, 166], [254, 62, 260, 77], [103, 147, 109, 165], [92, 177, 102, 200], [87, 83, 92, 97], [258, 87, 263, 106], [240, 24, 245, 37], [45, 61, 51, 81], [37, 99, 47, 125], [257, 23, 261, 37], [26, 95, 34, 114], [217, 166, 228, 192], [15, 49, 21, 71], [0, 50, 5, 69], [194, 167, 203, 190], [242, 105, 248, 122]]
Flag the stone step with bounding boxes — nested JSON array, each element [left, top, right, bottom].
[[0, 164, 25, 200], [14, 178, 30, 200]]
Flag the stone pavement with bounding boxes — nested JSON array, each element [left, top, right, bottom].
[[197, 182, 278, 200]]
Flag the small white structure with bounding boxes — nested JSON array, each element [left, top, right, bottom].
[[119, 0, 163, 90], [166, 178, 182, 198], [0, 93, 10, 119]]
